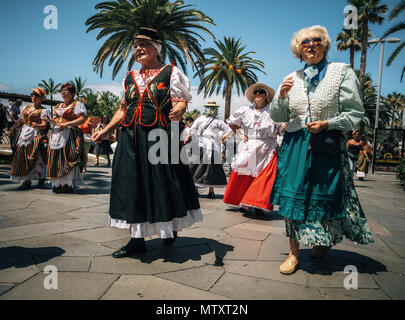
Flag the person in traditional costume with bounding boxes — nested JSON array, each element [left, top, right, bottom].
[[47, 83, 87, 194], [356, 137, 373, 180], [92, 27, 202, 258], [223, 84, 284, 214], [9, 88, 49, 189], [184, 100, 232, 199], [94, 115, 114, 167], [269, 25, 374, 275]]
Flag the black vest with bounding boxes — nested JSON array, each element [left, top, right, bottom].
[[120, 65, 173, 128]]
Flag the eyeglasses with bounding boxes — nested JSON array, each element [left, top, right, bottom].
[[301, 38, 323, 47], [253, 89, 266, 95]]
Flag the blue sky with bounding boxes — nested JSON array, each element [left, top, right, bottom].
[[0, 0, 403, 115]]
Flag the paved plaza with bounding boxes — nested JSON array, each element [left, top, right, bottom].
[[0, 153, 405, 300]]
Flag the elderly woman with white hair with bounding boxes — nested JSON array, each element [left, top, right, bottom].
[[92, 27, 201, 259], [270, 25, 374, 275]]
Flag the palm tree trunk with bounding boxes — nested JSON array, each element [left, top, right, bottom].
[[50, 94, 54, 117], [360, 17, 369, 95], [224, 84, 232, 121], [350, 46, 355, 69]]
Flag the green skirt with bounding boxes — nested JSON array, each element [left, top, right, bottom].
[[270, 129, 373, 246]]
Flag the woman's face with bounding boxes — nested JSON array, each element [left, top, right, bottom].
[[134, 40, 158, 65], [253, 89, 268, 109], [61, 88, 74, 102], [31, 94, 43, 106], [353, 131, 360, 140], [299, 31, 326, 65], [102, 115, 108, 123]]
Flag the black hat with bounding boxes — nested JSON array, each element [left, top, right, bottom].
[[134, 27, 162, 44]]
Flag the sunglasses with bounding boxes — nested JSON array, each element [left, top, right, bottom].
[[253, 89, 266, 95], [301, 38, 323, 47]]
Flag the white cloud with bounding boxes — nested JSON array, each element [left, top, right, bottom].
[[86, 82, 123, 97]]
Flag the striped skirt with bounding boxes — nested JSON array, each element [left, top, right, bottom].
[[47, 127, 84, 187], [10, 134, 47, 181]]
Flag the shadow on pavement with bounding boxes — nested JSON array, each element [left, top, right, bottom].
[[299, 248, 387, 275], [128, 237, 234, 267], [0, 246, 65, 270]]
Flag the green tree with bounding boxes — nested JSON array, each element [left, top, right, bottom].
[[195, 37, 265, 121], [336, 28, 363, 69], [382, 92, 405, 128], [381, 0, 405, 81], [85, 0, 215, 79], [38, 78, 62, 116], [71, 77, 92, 99], [183, 109, 200, 121], [91, 91, 120, 119], [348, 0, 388, 88]]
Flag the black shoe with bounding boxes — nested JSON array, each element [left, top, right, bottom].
[[37, 179, 46, 188], [255, 208, 264, 215], [17, 180, 31, 190], [239, 207, 248, 213], [207, 192, 215, 199], [163, 231, 177, 246], [112, 238, 146, 258]]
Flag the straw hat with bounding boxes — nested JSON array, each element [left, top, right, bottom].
[[246, 83, 275, 104], [31, 87, 47, 97], [134, 27, 162, 44], [204, 100, 220, 108]]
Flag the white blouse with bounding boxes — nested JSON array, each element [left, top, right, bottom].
[[49, 101, 87, 150], [227, 103, 284, 177], [189, 115, 232, 156], [121, 65, 192, 102], [17, 106, 49, 147]]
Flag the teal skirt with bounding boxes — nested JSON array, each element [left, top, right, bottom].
[[270, 129, 373, 246]]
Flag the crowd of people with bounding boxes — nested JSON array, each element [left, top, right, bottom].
[[4, 24, 376, 275]]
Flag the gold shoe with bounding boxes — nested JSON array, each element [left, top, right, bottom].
[[280, 255, 299, 275], [310, 245, 330, 258]]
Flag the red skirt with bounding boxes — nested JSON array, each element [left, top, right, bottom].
[[223, 151, 278, 211]]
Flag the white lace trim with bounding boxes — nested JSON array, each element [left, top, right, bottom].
[[195, 183, 227, 188], [10, 154, 46, 182], [50, 166, 85, 188], [17, 125, 39, 147], [49, 127, 71, 150], [109, 208, 203, 239]]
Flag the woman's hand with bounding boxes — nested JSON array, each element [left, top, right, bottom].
[[306, 120, 328, 134], [184, 135, 192, 145], [169, 105, 185, 121], [92, 129, 108, 144], [279, 77, 294, 99], [47, 116, 57, 125]]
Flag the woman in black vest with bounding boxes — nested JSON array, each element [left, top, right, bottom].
[[92, 27, 201, 258]]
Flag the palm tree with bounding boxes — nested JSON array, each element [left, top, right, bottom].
[[348, 0, 388, 88], [336, 28, 362, 68], [383, 92, 405, 128], [195, 37, 265, 121], [183, 109, 200, 121], [38, 78, 62, 116], [381, 0, 405, 81], [85, 0, 215, 79], [71, 77, 92, 99]]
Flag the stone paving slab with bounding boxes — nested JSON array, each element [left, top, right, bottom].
[[64, 227, 129, 243], [102, 275, 230, 300], [0, 219, 103, 242], [0, 272, 120, 300], [0, 285, 15, 296], [223, 260, 308, 286], [223, 226, 270, 241], [90, 244, 217, 275], [35, 256, 92, 272], [318, 288, 391, 300], [372, 271, 405, 300], [158, 265, 225, 291], [209, 273, 323, 300], [2, 234, 114, 257]]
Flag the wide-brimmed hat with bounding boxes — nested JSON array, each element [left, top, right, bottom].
[[31, 87, 47, 97], [204, 100, 220, 108], [134, 27, 162, 44], [246, 83, 275, 104]]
